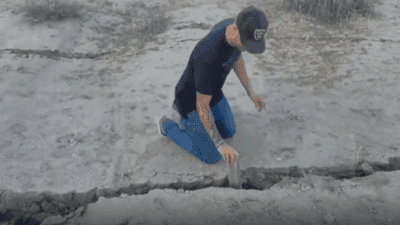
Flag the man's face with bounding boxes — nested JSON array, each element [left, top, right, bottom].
[[233, 20, 246, 52], [235, 38, 246, 53]]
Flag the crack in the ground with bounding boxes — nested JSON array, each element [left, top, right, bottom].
[[0, 49, 118, 60], [1, 157, 399, 225], [1, 35, 398, 62]]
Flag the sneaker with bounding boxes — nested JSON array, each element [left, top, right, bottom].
[[154, 115, 168, 137], [166, 103, 180, 122]]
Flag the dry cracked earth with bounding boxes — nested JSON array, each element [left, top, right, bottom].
[[0, 0, 400, 224]]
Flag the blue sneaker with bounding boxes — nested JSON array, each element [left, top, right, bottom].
[[154, 115, 168, 137]]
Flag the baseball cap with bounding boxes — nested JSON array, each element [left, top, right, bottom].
[[236, 6, 269, 54]]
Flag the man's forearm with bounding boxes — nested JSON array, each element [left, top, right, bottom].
[[197, 106, 224, 148], [238, 75, 257, 100], [244, 80, 257, 99], [234, 57, 257, 100]]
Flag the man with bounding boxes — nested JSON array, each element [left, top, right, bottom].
[[155, 6, 267, 166]]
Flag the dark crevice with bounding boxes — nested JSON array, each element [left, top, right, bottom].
[[1, 157, 399, 225], [0, 49, 118, 60]]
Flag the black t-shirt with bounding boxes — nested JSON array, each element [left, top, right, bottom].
[[173, 18, 241, 120]]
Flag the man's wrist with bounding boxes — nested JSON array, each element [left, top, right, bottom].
[[216, 140, 225, 148], [245, 82, 257, 99], [208, 129, 224, 148]]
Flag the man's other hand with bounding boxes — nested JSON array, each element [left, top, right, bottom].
[[252, 94, 265, 112]]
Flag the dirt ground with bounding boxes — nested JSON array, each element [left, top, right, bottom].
[[0, 0, 400, 224]]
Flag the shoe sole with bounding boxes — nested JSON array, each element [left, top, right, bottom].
[[154, 115, 166, 137]]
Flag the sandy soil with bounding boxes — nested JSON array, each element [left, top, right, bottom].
[[0, 0, 399, 224]]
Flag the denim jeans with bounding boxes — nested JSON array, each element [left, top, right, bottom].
[[163, 93, 236, 164]]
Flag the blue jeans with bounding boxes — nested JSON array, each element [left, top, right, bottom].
[[163, 94, 236, 164]]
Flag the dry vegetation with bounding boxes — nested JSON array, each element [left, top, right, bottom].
[[276, 0, 383, 24], [252, 0, 384, 91], [18, 0, 171, 49], [125, 2, 171, 49], [16, 0, 383, 50], [15, 0, 382, 50], [21, 0, 84, 24]]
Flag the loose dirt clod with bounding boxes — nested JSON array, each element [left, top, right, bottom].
[[324, 212, 336, 224], [361, 162, 374, 175]]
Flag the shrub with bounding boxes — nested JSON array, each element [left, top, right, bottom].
[[19, 0, 171, 49], [129, 3, 171, 49], [278, 0, 382, 24], [22, 0, 84, 24]]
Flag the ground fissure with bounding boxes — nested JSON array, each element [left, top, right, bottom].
[[1, 157, 399, 225], [0, 49, 118, 60]]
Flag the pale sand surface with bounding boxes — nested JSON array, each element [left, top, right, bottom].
[[0, 0, 399, 224]]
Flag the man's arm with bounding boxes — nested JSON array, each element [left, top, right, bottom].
[[196, 91, 225, 148], [232, 55, 257, 99]]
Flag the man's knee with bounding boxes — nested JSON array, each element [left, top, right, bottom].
[[222, 123, 236, 139], [204, 159, 221, 164], [203, 153, 222, 164], [225, 129, 236, 139]]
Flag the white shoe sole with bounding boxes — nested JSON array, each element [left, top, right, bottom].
[[154, 115, 166, 137]]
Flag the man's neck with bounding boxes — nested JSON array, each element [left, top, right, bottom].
[[225, 24, 233, 45], [226, 24, 244, 52]]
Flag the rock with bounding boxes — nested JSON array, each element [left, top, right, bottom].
[[1, 190, 43, 210], [340, 180, 356, 189], [73, 53, 83, 59], [82, 188, 98, 205], [40, 201, 55, 213], [28, 203, 41, 213], [52, 201, 66, 214], [65, 213, 75, 219], [361, 162, 374, 174], [324, 212, 336, 224], [31, 212, 52, 222], [203, 177, 213, 185], [95, 187, 106, 197], [149, 47, 159, 51], [63, 216, 84, 225], [75, 206, 86, 217], [40, 215, 66, 225], [86, 53, 97, 58], [120, 193, 128, 198], [369, 206, 378, 214]]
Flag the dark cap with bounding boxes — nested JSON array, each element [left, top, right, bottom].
[[236, 6, 269, 54]]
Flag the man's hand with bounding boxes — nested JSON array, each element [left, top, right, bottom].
[[218, 144, 238, 166], [252, 94, 265, 112]]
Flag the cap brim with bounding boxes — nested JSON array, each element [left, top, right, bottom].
[[244, 39, 265, 54]]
